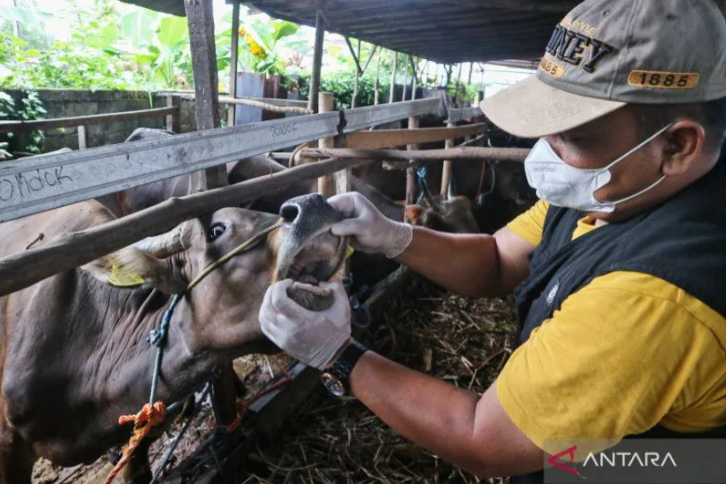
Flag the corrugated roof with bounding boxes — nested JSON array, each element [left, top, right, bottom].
[[118, 0, 579, 63], [119, 0, 186, 16], [244, 0, 580, 63]]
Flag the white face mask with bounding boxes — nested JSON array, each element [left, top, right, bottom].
[[523, 123, 673, 213]]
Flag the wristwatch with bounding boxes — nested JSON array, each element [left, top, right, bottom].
[[320, 339, 368, 397]]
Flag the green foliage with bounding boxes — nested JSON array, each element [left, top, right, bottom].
[[236, 18, 301, 86], [299, 67, 392, 111], [0, 89, 46, 155]]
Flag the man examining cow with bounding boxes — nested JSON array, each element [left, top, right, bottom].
[[260, 0, 726, 482]]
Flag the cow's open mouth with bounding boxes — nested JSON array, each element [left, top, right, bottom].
[[276, 230, 346, 311]]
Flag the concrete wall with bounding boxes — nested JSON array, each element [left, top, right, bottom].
[[3, 89, 221, 152]]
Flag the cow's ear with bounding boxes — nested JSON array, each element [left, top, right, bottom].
[[81, 247, 187, 294]]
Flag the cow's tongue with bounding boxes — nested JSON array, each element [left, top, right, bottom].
[[286, 281, 334, 311]]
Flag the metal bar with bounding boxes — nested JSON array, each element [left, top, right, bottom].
[[0, 107, 179, 133], [0, 98, 440, 223]]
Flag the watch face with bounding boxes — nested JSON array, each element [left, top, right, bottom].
[[321, 372, 345, 397]]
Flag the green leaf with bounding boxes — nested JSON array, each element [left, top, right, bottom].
[[272, 21, 298, 41], [0, 6, 51, 24], [89, 23, 119, 50], [121, 10, 157, 47], [157, 16, 187, 48]]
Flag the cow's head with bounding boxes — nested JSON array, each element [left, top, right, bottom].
[[85, 193, 345, 357]]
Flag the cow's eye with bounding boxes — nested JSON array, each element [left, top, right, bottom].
[[208, 223, 227, 241]]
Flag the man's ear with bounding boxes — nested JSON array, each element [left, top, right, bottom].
[[81, 246, 188, 294], [661, 120, 705, 176]]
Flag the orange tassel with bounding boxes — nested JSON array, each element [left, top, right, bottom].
[[104, 402, 166, 484]]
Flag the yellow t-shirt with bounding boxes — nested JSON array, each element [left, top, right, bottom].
[[498, 200, 726, 452]]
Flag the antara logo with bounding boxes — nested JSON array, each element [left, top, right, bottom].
[[548, 446, 583, 477], [584, 451, 677, 468], [549, 445, 678, 478]]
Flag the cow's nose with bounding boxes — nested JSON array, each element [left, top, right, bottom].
[[280, 204, 300, 224], [279, 193, 343, 228]]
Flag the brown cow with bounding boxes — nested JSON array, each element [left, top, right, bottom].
[[0, 193, 345, 483]]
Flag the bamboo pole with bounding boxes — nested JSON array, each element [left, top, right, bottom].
[[352, 39, 361, 108], [389, 52, 397, 104], [373, 47, 382, 105], [300, 147, 530, 163], [441, 120, 456, 196], [406, 115, 419, 205], [317, 93, 336, 195], [227, 1, 240, 127], [308, 11, 325, 113], [401, 67, 408, 102]]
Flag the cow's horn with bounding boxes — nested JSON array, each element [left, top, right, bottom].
[[134, 222, 192, 258]]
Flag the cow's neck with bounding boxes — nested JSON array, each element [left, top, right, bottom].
[[94, 280, 220, 411]]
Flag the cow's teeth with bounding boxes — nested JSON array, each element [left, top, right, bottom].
[[300, 275, 318, 285]]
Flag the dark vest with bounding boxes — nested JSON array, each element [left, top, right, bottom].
[[510, 152, 726, 484]]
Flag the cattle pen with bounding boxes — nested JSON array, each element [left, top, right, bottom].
[[0, 0, 603, 482]]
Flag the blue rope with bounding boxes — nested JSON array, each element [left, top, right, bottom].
[[147, 293, 181, 405]]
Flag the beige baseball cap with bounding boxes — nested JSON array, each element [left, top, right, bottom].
[[480, 0, 726, 138]]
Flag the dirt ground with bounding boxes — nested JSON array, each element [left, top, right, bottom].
[[32, 276, 517, 483]]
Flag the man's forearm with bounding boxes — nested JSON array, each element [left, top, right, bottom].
[[395, 227, 504, 297], [349, 351, 489, 475]]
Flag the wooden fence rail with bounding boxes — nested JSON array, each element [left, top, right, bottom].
[[159, 92, 310, 110], [300, 146, 531, 163], [0, 106, 179, 133]]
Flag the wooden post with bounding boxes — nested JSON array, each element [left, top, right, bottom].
[[467, 61, 473, 86], [165, 95, 179, 133], [406, 115, 419, 205], [440, 120, 456, 196], [227, 0, 240, 127], [317, 92, 336, 195], [373, 47, 382, 105], [184, 0, 227, 191], [351, 39, 361, 108], [308, 11, 325, 113], [401, 67, 408, 102], [77, 125, 87, 150], [409, 55, 418, 101], [389, 52, 397, 104]]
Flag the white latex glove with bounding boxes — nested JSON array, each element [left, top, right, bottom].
[[328, 192, 413, 258], [259, 279, 351, 369]]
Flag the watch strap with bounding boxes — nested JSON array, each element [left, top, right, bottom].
[[330, 339, 368, 385]]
